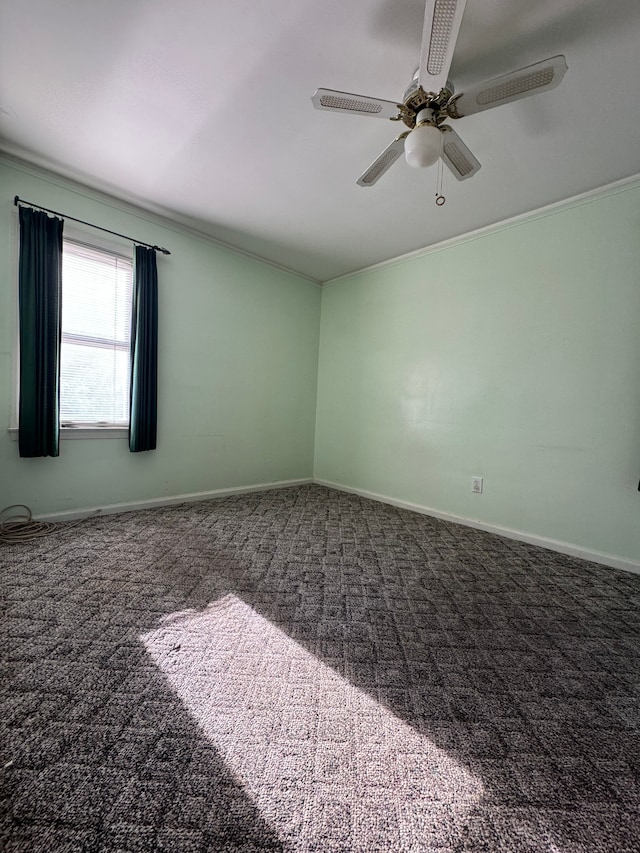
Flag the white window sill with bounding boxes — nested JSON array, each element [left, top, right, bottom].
[[8, 427, 128, 441]]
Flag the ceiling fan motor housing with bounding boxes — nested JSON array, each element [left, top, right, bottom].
[[398, 81, 454, 129]]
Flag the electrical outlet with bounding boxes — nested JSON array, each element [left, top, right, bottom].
[[471, 476, 483, 494]]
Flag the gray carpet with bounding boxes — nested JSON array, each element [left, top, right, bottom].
[[1, 484, 639, 852]]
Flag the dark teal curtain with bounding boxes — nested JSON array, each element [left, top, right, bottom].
[[129, 246, 158, 452], [18, 207, 64, 458]]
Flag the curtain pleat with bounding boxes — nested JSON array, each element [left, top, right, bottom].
[[129, 246, 158, 452], [18, 207, 63, 458]]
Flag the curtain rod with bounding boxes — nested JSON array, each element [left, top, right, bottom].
[[13, 195, 171, 255]]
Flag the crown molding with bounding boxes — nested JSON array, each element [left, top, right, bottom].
[[0, 148, 321, 285], [323, 171, 640, 286], [5, 145, 638, 290]]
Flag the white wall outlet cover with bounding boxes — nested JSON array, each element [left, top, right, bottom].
[[471, 477, 483, 494]]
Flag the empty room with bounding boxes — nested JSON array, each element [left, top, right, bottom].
[[1, 1, 639, 851]]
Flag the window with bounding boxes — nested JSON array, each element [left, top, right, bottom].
[[60, 240, 133, 428]]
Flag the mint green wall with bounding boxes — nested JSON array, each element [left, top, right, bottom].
[[315, 184, 640, 563], [3, 157, 639, 565], [0, 159, 321, 515]]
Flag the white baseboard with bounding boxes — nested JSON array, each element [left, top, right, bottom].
[[35, 475, 640, 575], [36, 478, 314, 522], [314, 478, 640, 576]]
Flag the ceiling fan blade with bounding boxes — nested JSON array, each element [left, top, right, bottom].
[[418, 0, 468, 95], [312, 88, 401, 119], [451, 55, 568, 117], [441, 127, 480, 180], [356, 133, 409, 187]]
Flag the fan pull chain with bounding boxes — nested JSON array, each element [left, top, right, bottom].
[[435, 157, 446, 206]]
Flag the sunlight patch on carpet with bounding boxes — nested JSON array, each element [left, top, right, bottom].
[[141, 594, 484, 849]]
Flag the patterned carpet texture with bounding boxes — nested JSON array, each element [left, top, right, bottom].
[[1, 484, 639, 852]]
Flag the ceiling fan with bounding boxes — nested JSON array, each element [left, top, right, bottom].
[[311, 0, 567, 187]]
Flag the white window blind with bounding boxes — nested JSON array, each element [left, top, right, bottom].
[[60, 241, 133, 427]]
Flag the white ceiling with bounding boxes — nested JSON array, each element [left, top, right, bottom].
[[1, 0, 640, 282]]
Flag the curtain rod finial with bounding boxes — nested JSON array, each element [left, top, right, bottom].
[[14, 195, 19, 206]]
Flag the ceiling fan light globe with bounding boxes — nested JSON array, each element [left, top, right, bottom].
[[404, 124, 443, 168]]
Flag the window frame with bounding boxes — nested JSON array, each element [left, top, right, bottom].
[[59, 236, 133, 431]]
